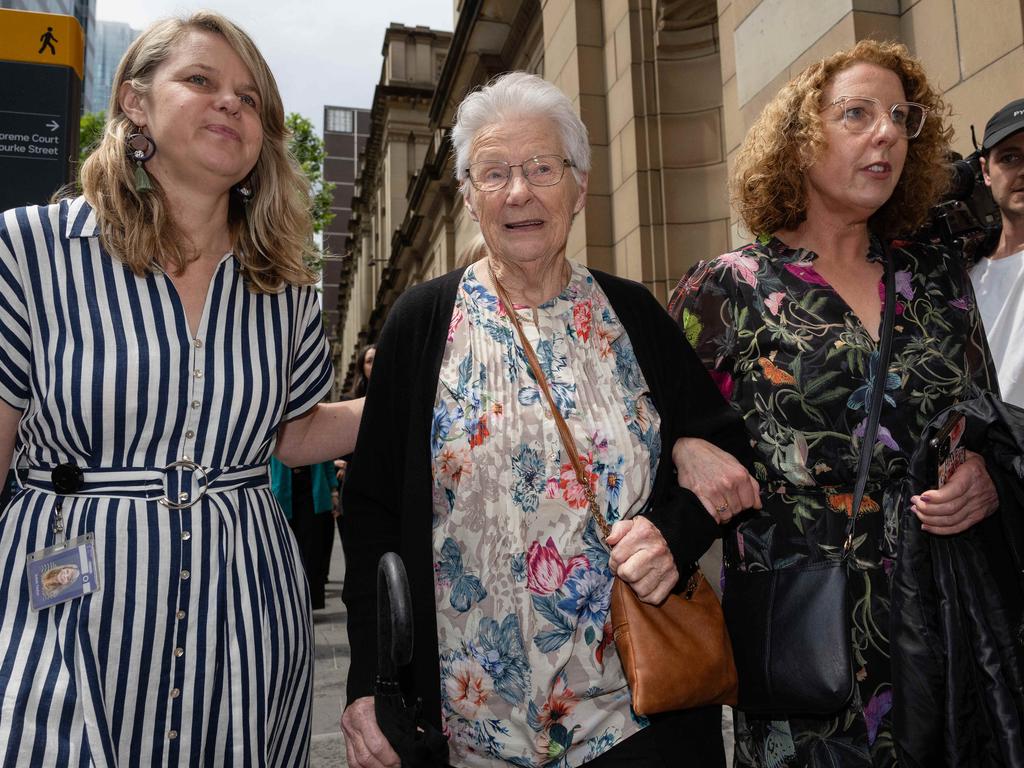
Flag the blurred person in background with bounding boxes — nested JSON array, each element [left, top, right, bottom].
[[969, 98, 1024, 407], [354, 343, 377, 398], [271, 458, 339, 609]]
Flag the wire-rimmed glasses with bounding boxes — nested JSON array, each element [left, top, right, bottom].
[[826, 96, 930, 139], [465, 155, 574, 192]]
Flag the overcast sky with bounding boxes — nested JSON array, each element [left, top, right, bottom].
[[94, 0, 454, 133]]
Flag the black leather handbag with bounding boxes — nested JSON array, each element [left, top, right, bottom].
[[722, 247, 897, 716]]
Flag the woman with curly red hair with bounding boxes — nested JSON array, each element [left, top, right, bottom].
[[669, 40, 1023, 766]]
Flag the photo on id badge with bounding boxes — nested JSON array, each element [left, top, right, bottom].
[[27, 533, 100, 610]]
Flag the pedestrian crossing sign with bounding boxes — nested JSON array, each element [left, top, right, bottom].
[[0, 9, 84, 79]]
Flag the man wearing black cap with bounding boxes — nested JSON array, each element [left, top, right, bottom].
[[970, 98, 1024, 407]]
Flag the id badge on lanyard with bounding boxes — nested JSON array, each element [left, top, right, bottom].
[[27, 534, 101, 611], [26, 463, 102, 611]]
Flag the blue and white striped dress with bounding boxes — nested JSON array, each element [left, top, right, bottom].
[[0, 198, 334, 767]]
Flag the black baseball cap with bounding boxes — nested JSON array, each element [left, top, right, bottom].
[[983, 98, 1024, 152]]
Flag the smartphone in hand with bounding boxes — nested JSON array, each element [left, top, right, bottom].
[[929, 411, 966, 488]]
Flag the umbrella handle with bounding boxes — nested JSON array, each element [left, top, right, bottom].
[[377, 552, 413, 679]]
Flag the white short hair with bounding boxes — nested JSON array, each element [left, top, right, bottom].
[[451, 71, 591, 194]]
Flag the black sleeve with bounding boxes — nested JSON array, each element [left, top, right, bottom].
[[643, 484, 722, 570], [629, 283, 753, 566], [340, 297, 412, 705]]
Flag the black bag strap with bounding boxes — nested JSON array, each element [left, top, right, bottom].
[[844, 241, 897, 553]]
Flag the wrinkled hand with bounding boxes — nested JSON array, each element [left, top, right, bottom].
[[341, 696, 401, 768], [672, 437, 761, 523], [911, 450, 998, 535], [606, 516, 678, 604], [334, 458, 348, 482]]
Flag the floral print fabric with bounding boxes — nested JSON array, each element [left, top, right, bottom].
[[669, 237, 996, 768], [431, 262, 660, 766]]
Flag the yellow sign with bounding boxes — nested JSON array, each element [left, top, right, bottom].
[[0, 9, 84, 80]]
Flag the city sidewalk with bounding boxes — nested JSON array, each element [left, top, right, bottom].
[[310, 535, 349, 767], [309, 539, 733, 767]]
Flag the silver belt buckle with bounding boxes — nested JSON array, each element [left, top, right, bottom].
[[159, 459, 209, 509]]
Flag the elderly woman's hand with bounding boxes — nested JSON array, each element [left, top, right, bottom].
[[606, 516, 678, 604], [911, 450, 998, 535], [672, 437, 761, 523], [341, 696, 401, 768]]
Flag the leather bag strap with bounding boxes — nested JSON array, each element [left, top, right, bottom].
[[490, 267, 611, 540], [845, 242, 897, 551], [491, 265, 705, 599]]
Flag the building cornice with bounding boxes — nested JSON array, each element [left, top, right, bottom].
[[429, 0, 483, 125]]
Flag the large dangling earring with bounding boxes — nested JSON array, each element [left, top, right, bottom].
[[234, 178, 254, 203], [126, 132, 156, 192]]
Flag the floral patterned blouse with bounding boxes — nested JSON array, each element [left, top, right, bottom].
[[669, 236, 996, 768], [430, 262, 659, 767]]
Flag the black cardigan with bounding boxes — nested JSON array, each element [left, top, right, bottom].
[[340, 267, 750, 726]]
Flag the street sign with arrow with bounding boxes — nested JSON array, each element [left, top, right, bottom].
[[0, 8, 83, 210]]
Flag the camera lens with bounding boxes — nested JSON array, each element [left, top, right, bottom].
[[945, 159, 976, 201]]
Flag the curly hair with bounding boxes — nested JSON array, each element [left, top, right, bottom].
[[731, 39, 953, 239], [73, 11, 317, 293]]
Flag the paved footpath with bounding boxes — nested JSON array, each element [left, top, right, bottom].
[[309, 538, 733, 767], [310, 535, 349, 767]]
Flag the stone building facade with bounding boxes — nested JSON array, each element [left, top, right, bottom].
[[332, 0, 1024, 390], [331, 24, 452, 391]]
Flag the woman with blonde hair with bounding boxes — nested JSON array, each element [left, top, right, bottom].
[[0, 11, 361, 765], [40, 564, 80, 598], [669, 40, 1023, 766]]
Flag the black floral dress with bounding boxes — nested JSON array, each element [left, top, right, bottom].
[[668, 236, 998, 768]]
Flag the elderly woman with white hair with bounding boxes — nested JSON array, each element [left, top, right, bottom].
[[340, 72, 749, 768]]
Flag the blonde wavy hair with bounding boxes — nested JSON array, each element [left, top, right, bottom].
[[732, 39, 953, 239], [75, 11, 317, 292]]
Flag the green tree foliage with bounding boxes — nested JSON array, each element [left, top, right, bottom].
[[78, 110, 106, 163], [287, 113, 335, 273]]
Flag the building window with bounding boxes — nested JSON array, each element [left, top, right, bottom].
[[326, 108, 354, 133]]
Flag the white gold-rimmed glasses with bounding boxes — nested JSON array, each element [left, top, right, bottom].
[[825, 96, 930, 139], [465, 155, 574, 192]]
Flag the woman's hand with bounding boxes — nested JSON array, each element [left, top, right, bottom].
[[911, 450, 998, 535], [672, 437, 761, 523], [341, 696, 401, 768], [606, 517, 678, 604]]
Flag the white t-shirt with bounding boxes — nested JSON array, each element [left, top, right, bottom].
[[970, 249, 1024, 407]]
